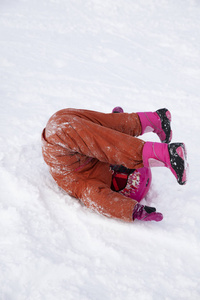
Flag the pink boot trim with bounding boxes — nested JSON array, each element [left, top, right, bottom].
[[176, 146, 184, 160], [166, 110, 172, 121]]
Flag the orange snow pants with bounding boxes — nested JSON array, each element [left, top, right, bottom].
[[42, 108, 145, 222]]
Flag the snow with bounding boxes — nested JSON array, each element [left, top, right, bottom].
[[0, 0, 200, 299]]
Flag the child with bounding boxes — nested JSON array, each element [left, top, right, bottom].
[[41, 107, 188, 223]]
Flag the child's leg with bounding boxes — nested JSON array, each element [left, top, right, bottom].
[[45, 109, 145, 170], [46, 108, 142, 138], [112, 106, 172, 143], [43, 108, 187, 187]]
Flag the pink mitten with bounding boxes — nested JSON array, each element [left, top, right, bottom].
[[132, 203, 163, 222]]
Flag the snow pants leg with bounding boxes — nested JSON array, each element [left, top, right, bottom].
[[42, 108, 145, 222]]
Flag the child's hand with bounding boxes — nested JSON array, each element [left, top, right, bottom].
[[132, 203, 163, 222]]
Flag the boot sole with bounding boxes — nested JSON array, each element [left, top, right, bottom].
[[168, 143, 188, 185], [156, 108, 172, 144]]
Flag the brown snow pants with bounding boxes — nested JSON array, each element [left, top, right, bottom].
[[42, 108, 145, 222]]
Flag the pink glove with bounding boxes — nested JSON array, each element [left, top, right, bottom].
[[132, 203, 163, 222]]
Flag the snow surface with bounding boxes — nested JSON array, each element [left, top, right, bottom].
[[0, 0, 200, 299]]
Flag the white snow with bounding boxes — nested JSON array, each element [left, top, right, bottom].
[[0, 0, 200, 299]]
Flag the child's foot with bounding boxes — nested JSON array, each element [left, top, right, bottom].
[[137, 108, 172, 143], [156, 108, 172, 144], [143, 142, 188, 185], [168, 143, 188, 185]]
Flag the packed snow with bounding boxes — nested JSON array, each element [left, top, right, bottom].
[[0, 0, 200, 299]]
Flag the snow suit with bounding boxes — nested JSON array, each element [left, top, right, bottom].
[[41, 108, 145, 222]]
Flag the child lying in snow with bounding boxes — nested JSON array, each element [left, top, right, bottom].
[[41, 106, 188, 222]]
